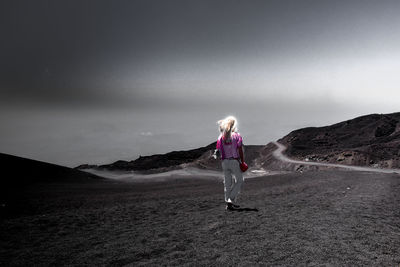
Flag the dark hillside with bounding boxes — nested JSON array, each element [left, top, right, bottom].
[[77, 142, 218, 173], [279, 112, 400, 168], [77, 142, 266, 174], [0, 153, 103, 219], [0, 153, 102, 186]]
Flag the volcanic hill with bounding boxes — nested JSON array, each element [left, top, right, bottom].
[[77, 112, 400, 173], [77, 142, 266, 173], [279, 112, 400, 168], [0, 153, 103, 219]]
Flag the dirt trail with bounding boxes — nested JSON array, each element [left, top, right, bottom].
[[272, 141, 400, 174]]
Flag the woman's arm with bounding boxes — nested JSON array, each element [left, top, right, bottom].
[[238, 146, 244, 163]]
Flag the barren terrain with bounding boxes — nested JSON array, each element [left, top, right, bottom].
[[2, 112, 400, 265], [1, 167, 400, 266]]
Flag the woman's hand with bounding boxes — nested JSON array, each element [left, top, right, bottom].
[[212, 149, 220, 159]]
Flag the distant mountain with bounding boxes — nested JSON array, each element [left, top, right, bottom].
[[77, 112, 400, 174], [188, 144, 267, 171], [279, 112, 400, 168], [77, 142, 266, 173], [77, 142, 219, 173]]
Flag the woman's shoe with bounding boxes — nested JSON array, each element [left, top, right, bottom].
[[225, 203, 240, 210], [226, 203, 235, 211]]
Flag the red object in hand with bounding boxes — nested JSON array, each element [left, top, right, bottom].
[[239, 161, 248, 172]]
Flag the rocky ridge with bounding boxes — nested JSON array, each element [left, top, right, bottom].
[[76, 112, 400, 173], [279, 112, 400, 168]]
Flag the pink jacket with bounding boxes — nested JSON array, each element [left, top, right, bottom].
[[216, 132, 243, 160]]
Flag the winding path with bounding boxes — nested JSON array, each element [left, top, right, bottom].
[[272, 141, 400, 174]]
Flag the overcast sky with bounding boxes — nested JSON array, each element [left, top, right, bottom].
[[1, 0, 400, 167]]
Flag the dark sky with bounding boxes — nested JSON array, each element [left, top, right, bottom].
[[1, 0, 400, 166]]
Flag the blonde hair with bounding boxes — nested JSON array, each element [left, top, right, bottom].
[[217, 116, 238, 139]]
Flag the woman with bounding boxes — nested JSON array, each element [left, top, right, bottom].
[[215, 116, 245, 211]]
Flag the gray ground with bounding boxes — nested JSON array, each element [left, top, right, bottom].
[[1, 169, 400, 266]]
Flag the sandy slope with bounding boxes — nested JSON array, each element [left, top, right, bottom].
[[1, 169, 400, 266], [81, 165, 284, 183]]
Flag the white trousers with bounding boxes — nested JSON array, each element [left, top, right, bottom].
[[222, 159, 244, 203]]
